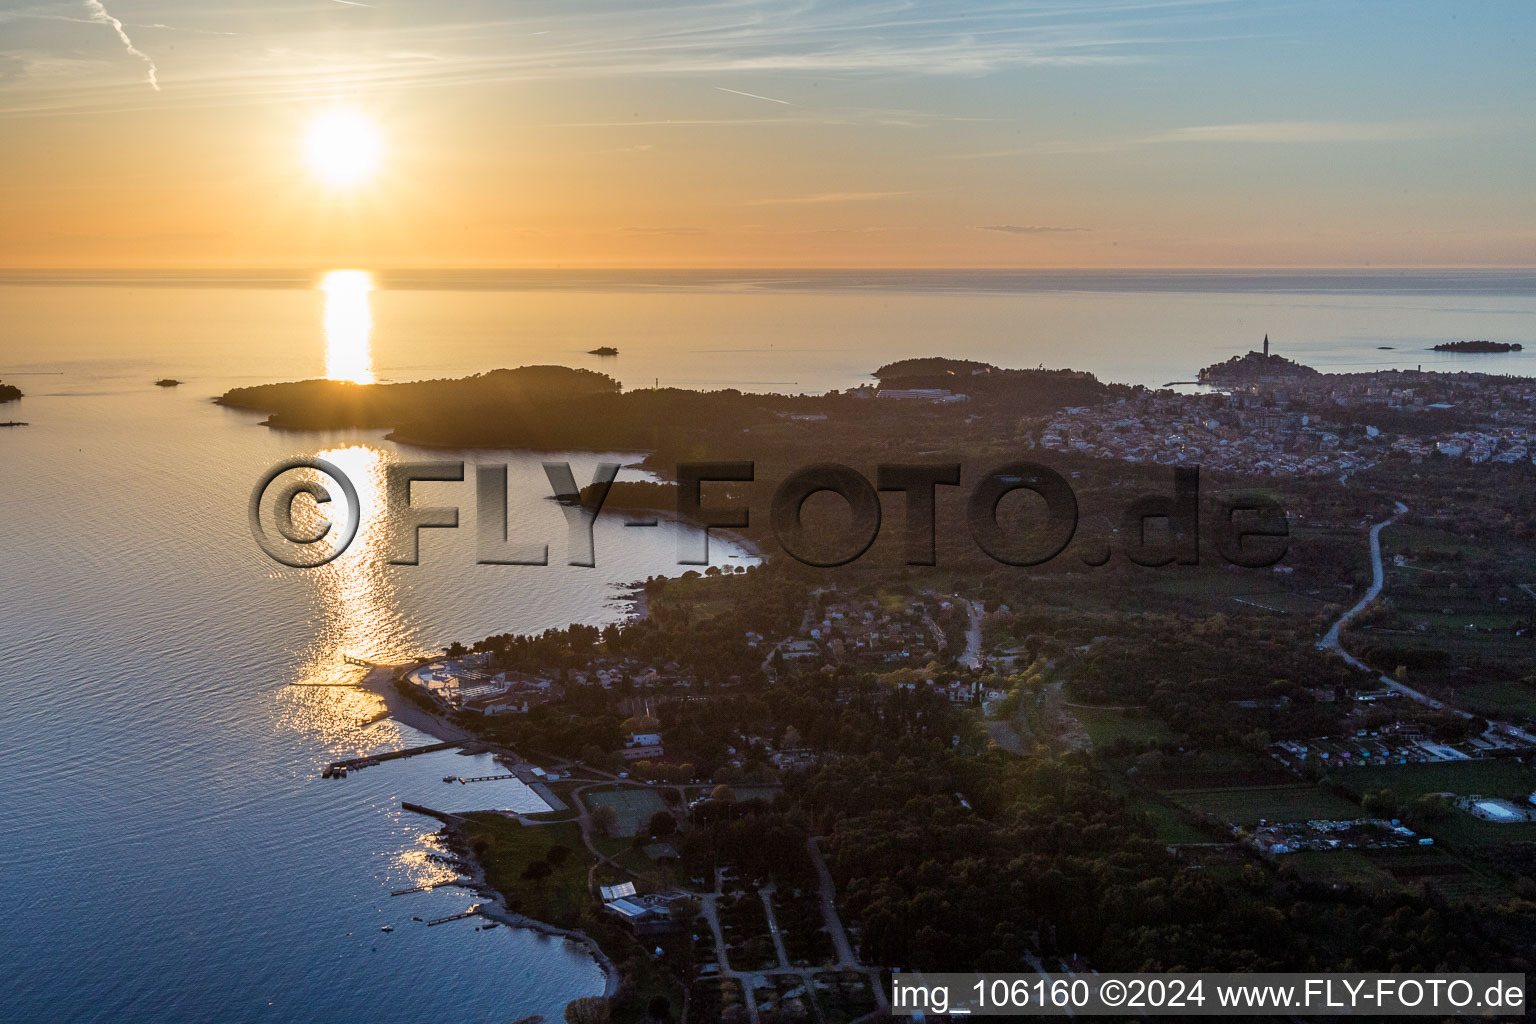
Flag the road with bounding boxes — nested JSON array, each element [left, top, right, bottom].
[[759, 884, 793, 970], [1318, 501, 1536, 744], [1317, 501, 1407, 666], [961, 599, 985, 670], [807, 836, 889, 1013], [806, 837, 859, 969]]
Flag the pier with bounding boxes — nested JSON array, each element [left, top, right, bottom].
[[321, 741, 455, 778], [426, 904, 482, 926], [390, 878, 472, 896]]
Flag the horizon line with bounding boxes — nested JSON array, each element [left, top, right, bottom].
[[2, 265, 1535, 274]]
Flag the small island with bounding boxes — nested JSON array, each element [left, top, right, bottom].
[[154, 378, 183, 387], [588, 346, 619, 356], [0, 380, 22, 403], [1432, 340, 1523, 353]]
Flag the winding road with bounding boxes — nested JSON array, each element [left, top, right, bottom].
[[1318, 501, 1536, 744]]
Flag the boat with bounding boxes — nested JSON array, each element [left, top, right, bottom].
[[443, 776, 457, 783], [380, 925, 393, 932], [480, 922, 500, 930], [587, 346, 619, 356]]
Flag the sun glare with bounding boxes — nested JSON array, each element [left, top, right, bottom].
[[321, 270, 375, 384], [304, 110, 381, 186]]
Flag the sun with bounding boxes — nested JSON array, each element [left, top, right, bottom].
[[304, 110, 381, 187]]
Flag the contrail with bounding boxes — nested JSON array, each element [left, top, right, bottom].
[[715, 86, 792, 106], [84, 0, 158, 90]]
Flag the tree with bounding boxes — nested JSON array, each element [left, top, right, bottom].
[[647, 994, 673, 1021], [522, 859, 553, 882], [711, 784, 737, 803], [647, 811, 678, 838], [565, 996, 610, 1024], [445, 641, 468, 658], [668, 896, 701, 926], [546, 844, 572, 864], [1361, 788, 1398, 819], [591, 804, 619, 837]]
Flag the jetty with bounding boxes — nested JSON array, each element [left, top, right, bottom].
[[390, 878, 472, 896], [321, 740, 455, 778], [426, 904, 483, 926]]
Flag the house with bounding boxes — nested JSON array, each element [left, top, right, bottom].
[[604, 894, 679, 934], [620, 731, 664, 760], [642, 842, 680, 863], [599, 882, 637, 902], [464, 694, 529, 715], [780, 639, 819, 660]]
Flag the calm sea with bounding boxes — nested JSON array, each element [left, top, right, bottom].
[[1, 269, 1533, 1023]]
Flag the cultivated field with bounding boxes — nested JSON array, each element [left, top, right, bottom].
[[1167, 784, 1361, 826], [585, 786, 669, 837], [1341, 760, 1536, 802]]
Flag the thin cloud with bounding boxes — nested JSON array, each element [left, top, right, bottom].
[[715, 85, 792, 105], [1154, 120, 1446, 143], [746, 191, 911, 206], [619, 226, 708, 236], [83, 0, 158, 90], [979, 224, 1091, 234], [952, 119, 1459, 158], [2, 0, 1239, 115], [141, 23, 239, 37]]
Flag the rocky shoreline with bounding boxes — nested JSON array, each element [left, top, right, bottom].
[[403, 802, 621, 999], [361, 664, 620, 1000]]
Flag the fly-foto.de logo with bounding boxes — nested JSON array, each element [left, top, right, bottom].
[[249, 459, 1289, 570]]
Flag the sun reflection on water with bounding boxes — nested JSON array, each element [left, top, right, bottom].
[[392, 832, 460, 889], [276, 444, 430, 749], [322, 270, 376, 385]]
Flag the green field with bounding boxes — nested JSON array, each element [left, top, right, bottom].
[[1126, 795, 1213, 844], [1340, 759, 1536, 802], [1168, 784, 1361, 826], [458, 816, 592, 929], [586, 786, 669, 837], [1454, 681, 1536, 719], [1071, 705, 1170, 747], [1286, 850, 1397, 891]]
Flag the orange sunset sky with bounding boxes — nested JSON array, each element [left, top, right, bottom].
[[1, 0, 1533, 268]]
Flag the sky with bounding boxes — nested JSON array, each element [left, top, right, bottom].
[[1, 0, 1533, 268]]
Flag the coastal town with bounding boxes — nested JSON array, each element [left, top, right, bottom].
[[1035, 339, 1536, 478]]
